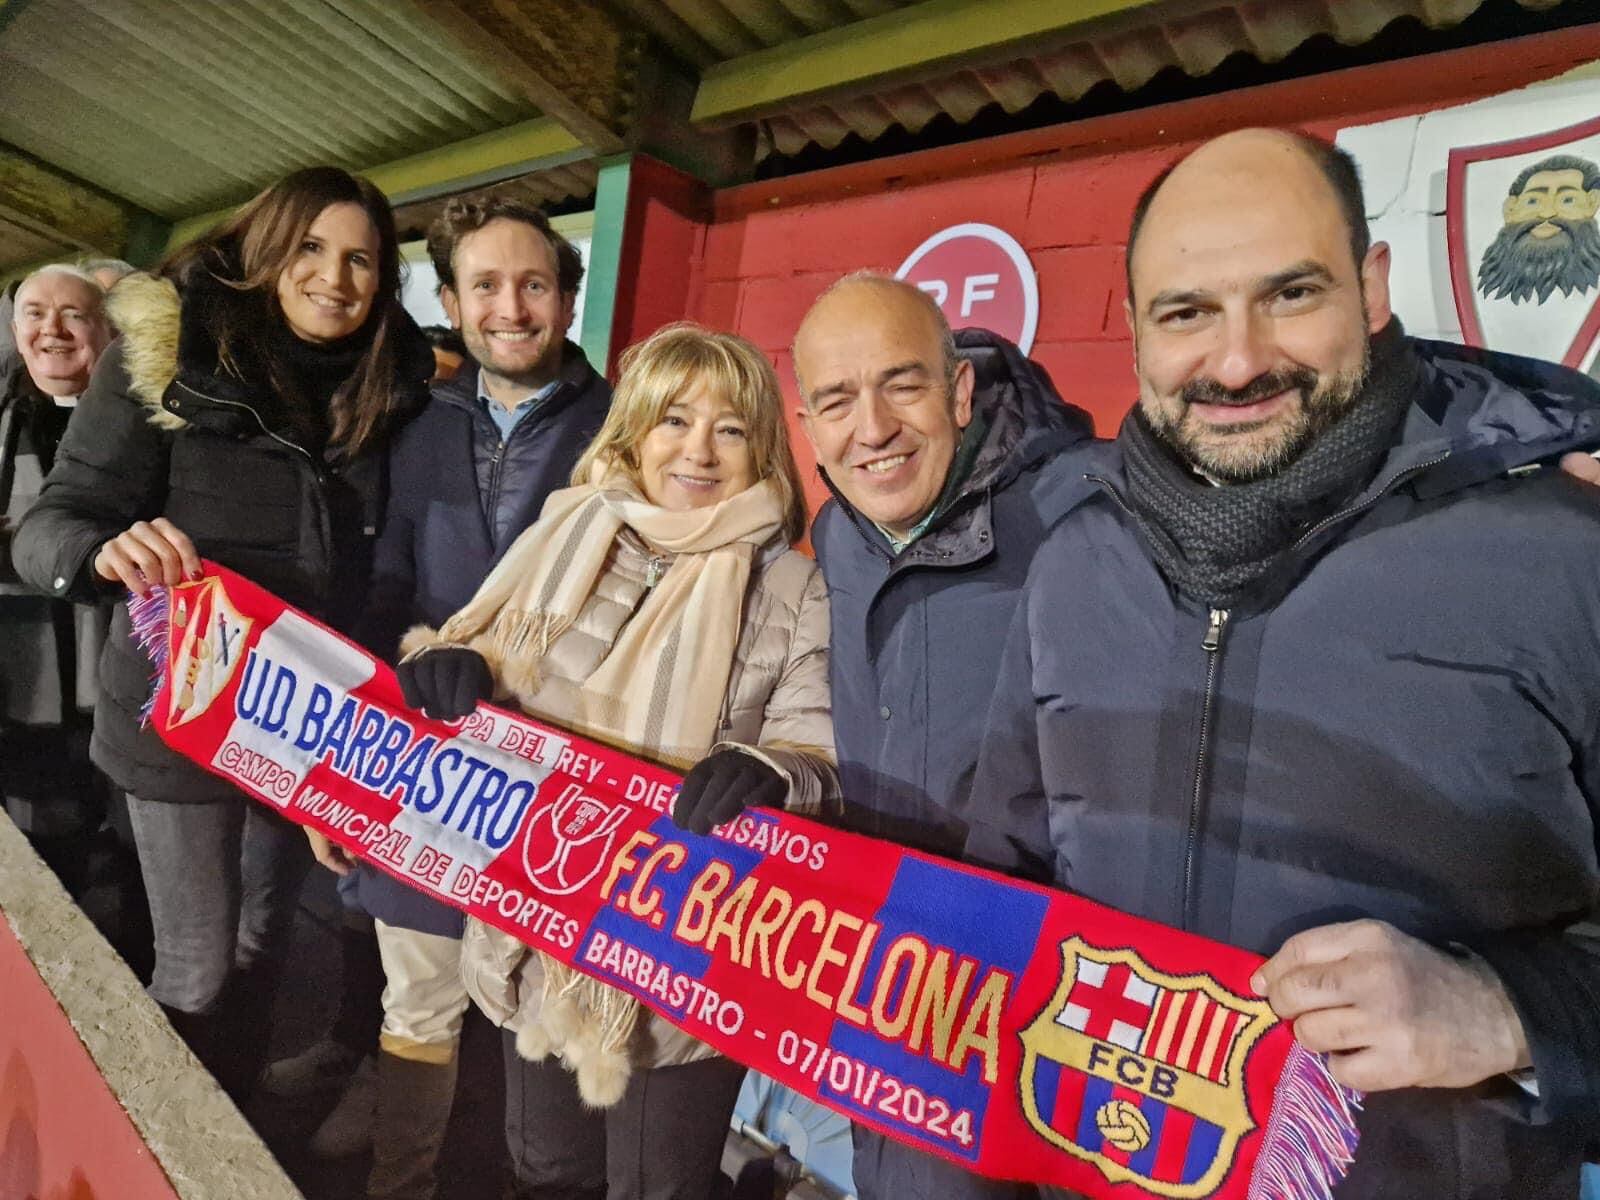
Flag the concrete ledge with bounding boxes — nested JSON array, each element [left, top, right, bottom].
[[0, 809, 301, 1199]]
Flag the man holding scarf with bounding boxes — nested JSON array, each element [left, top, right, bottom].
[[970, 128, 1600, 1197], [671, 272, 1107, 1199]]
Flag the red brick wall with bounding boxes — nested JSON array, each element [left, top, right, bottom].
[[0, 913, 178, 1200], [652, 24, 1600, 520]]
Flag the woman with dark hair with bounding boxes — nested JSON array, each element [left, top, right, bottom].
[[13, 166, 434, 1097]]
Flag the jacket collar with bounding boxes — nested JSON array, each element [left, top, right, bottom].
[[432, 341, 601, 424]]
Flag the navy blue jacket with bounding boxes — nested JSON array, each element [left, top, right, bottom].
[[973, 337, 1600, 1198], [358, 345, 612, 654], [813, 328, 1104, 857], [352, 347, 610, 934]]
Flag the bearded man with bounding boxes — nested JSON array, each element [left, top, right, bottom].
[[973, 128, 1600, 1199], [1478, 153, 1600, 304]]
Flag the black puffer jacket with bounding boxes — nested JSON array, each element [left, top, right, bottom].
[[12, 269, 432, 804]]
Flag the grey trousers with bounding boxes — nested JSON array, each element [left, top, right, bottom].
[[126, 793, 311, 1013], [504, 1037, 746, 1200]]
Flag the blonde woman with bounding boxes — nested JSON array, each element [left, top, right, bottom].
[[396, 323, 837, 1200]]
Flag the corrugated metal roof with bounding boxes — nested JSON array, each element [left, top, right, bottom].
[[0, 0, 539, 219], [392, 160, 601, 240], [613, 0, 916, 68], [649, 0, 1571, 157]]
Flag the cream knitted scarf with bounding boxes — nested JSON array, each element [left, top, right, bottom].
[[412, 465, 785, 1105]]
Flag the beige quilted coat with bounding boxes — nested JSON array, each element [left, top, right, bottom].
[[440, 528, 839, 1070]]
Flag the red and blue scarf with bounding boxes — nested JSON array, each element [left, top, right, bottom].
[[133, 563, 1360, 1199]]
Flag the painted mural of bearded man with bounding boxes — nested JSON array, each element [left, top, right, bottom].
[[1477, 153, 1600, 304]]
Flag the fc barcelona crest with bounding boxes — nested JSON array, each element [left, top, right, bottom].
[[1019, 938, 1275, 1197], [1447, 115, 1600, 371]]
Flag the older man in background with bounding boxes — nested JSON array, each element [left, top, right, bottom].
[[1, 263, 115, 843]]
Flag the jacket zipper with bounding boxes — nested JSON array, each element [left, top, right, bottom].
[[482, 399, 561, 538], [1089, 458, 1451, 927], [486, 438, 506, 524], [1183, 606, 1229, 929], [168, 381, 333, 572], [172, 381, 320, 475], [1290, 454, 1450, 550]]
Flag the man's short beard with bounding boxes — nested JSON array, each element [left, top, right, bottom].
[[1477, 216, 1600, 304], [466, 330, 564, 391], [1144, 350, 1372, 484]]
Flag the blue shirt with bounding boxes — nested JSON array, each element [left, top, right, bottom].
[[476, 370, 559, 441]]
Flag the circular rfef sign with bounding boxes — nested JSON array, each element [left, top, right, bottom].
[[895, 223, 1039, 353]]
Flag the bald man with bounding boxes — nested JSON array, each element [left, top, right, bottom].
[[784, 274, 1105, 1199], [972, 128, 1600, 1196]]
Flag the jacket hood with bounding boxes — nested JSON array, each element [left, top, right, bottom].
[[956, 328, 1095, 496], [1400, 335, 1600, 496], [106, 271, 185, 430], [107, 250, 433, 440]]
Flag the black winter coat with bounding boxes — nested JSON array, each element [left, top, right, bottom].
[[812, 328, 1106, 859], [972, 336, 1600, 1198], [11, 271, 432, 804]]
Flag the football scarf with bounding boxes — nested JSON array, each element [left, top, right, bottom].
[[132, 564, 1361, 1199]]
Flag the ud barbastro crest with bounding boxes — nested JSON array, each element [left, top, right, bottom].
[[1447, 114, 1600, 372], [166, 576, 252, 728], [1020, 938, 1275, 1196]]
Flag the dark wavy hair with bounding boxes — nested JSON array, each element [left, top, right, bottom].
[[160, 166, 406, 456], [425, 195, 583, 298]]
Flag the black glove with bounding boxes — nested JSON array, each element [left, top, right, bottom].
[[397, 646, 493, 720], [672, 749, 787, 835]]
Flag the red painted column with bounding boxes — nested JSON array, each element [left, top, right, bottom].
[[606, 155, 714, 377]]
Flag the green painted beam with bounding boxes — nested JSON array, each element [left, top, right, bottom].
[[370, 116, 586, 206], [165, 117, 588, 252], [577, 155, 632, 374], [692, 0, 1165, 126]]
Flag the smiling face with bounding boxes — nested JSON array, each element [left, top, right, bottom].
[[634, 377, 756, 511], [440, 217, 574, 391], [275, 202, 380, 343], [13, 270, 110, 396], [1126, 130, 1390, 482], [794, 279, 974, 537]]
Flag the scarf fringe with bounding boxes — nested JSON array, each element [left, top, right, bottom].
[[519, 954, 639, 1108], [1246, 1042, 1362, 1200], [129, 585, 170, 724]]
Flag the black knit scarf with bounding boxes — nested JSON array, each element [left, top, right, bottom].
[[267, 319, 371, 454], [1118, 322, 1420, 608]]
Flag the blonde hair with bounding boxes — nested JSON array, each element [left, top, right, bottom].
[[573, 323, 808, 545]]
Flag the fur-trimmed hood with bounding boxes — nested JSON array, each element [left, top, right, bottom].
[[105, 272, 185, 431], [104, 257, 433, 443]]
